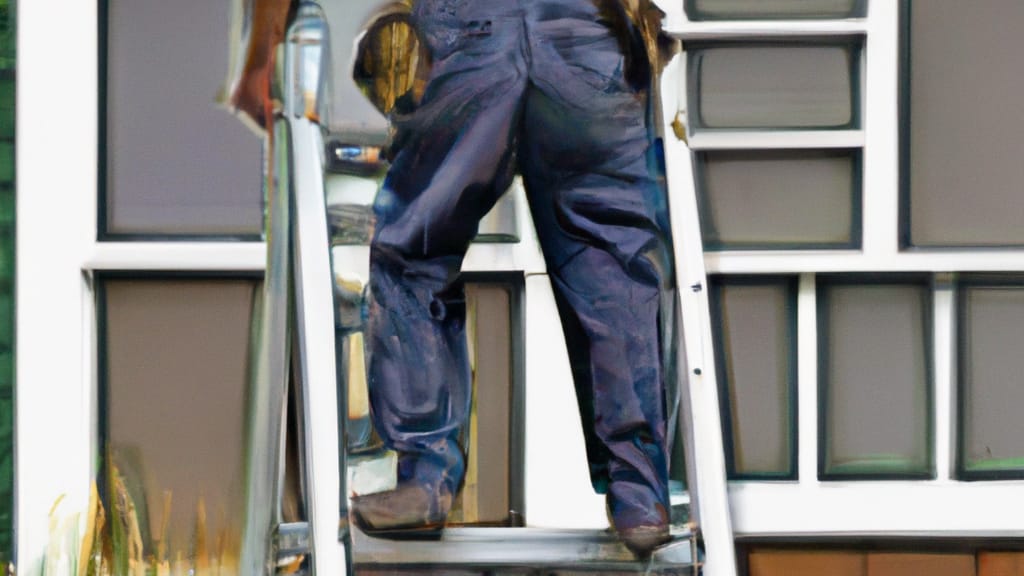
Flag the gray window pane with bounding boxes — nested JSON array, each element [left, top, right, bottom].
[[449, 283, 513, 525], [697, 150, 859, 249], [959, 282, 1024, 477], [105, 0, 263, 236], [712, 278, 796, 479], [102, 278, 258, 571], [905, 0, 1024, 247], [687, 0, 865, 20], [342, 279, 519, 526], [691, 43, 857, 129], [819, 279, 932, 478]]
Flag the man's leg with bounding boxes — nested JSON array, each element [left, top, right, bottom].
[[520, 0, 675, 555], [356, 7, 529, 534]]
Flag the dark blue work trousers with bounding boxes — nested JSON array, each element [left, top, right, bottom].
[[366, 0, 675, 528]]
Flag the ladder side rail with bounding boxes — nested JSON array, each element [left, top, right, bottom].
[[659, 50, 739, 576], [286, 2, 348, 574], [240, 111, 295, 576], [291, 114, 346, 575]]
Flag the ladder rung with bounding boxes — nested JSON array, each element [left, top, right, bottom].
[[352, 526, 700, 572], [274, 521, 312, 566]]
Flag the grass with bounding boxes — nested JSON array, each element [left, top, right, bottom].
[[39, 462, 241, 576]]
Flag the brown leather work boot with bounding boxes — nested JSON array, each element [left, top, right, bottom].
[[606, 486, 671, 558], [351, 481, 454, 539], [617, 523, 671, 558]]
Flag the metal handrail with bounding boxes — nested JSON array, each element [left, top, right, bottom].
[[240, 2, 346, 574]]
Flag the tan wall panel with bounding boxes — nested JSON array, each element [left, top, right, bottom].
[[979, 552, 1024, 576], [748, 550, 866, 576], [867, 553, 975, 576]]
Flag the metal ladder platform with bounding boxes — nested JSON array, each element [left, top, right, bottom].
[[353, 527, 699, 575]]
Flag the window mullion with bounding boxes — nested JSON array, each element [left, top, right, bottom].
[[667, 20, 867, 40], [86, 242, 267, 272], [797, 273, 818, 485], [933, 274, 956, 481], [687, 130, 863, 151], [860, 0, 901, 259]]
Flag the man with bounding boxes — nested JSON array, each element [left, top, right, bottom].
[[230, 0, 678, 557]]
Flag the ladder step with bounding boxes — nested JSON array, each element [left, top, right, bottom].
[[352, 527, 700, 574], [274, 521, 312, 572]]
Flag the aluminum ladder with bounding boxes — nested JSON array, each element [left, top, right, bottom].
[[239, 2, 737, 574]]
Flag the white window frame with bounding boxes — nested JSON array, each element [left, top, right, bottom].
[[24, 1, 1023, 572], [664, 1, 1024, 538], [16, 2, 271, 570], [15, 3, 616, 572]]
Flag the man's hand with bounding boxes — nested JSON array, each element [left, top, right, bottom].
[[224, 0, 294, 131]]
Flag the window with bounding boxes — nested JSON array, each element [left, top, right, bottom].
[[98, 276, 258, 571], [18, 0, 273, 571], [685, 0, 1024, 542], [901, 0, 1024, 247], [957, 276, 1024, 479], [711, 276, 797, 480], [25, 0, 1024, 572], [686, 34, 865, 254], [101, 0, 263, 238], [685, 0, 867, 21], [689, 40, 861, 131], [92, 4, 271, 568], [696, 149, 861, 250], [817, 277, 932, 479], [450, 279, 523, 525], [343, 276, 525, 527]]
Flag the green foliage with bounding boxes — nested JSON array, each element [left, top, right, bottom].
[[0, 0, 13, 565]]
